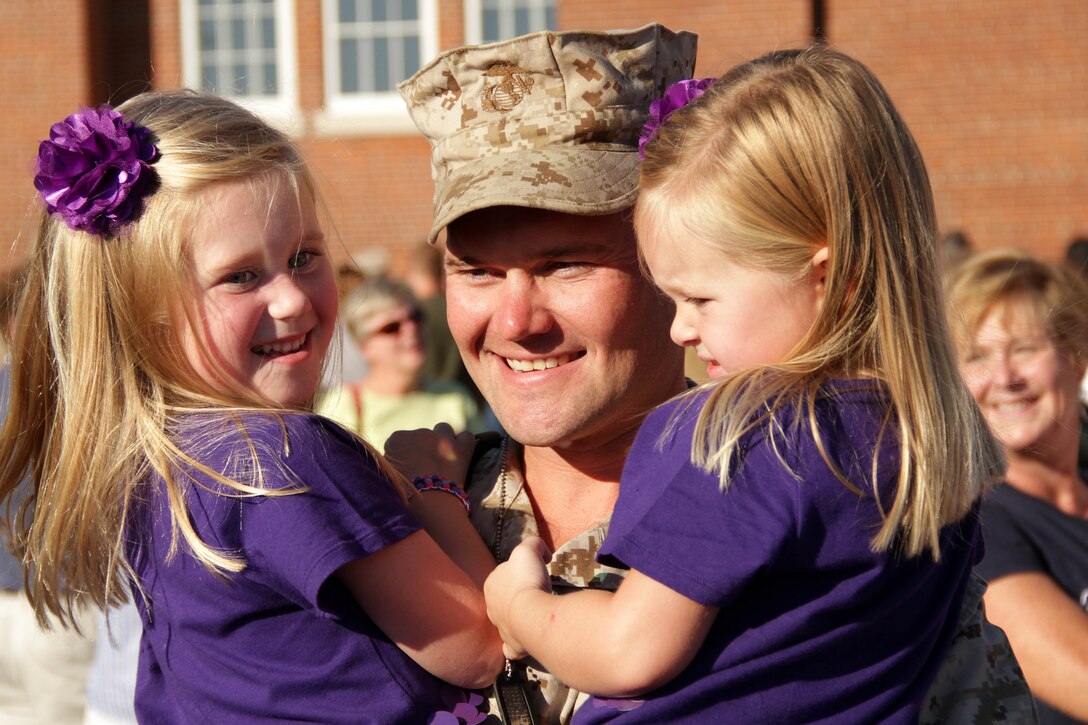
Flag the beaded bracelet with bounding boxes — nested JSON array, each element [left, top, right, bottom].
[[410, 475, 471, 514]]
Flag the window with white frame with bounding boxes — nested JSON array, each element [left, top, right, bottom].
[[464, 0, 555, 45], [180, 0, 297, 115], [322, 0, 437, 127]]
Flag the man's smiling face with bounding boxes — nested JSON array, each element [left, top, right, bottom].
[[444, 207, 682, 451]]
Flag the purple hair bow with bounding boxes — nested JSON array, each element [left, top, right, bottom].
[[34, 105, 160, 237], [638, 77, 716, 160]]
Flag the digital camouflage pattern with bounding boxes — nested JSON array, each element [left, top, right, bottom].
[[466, 438, 624, 724], [397, 23, 697, 243], [920, 573, 1039, 725]]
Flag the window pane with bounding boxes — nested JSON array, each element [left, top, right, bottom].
[[545, 3, 555, 30], [261, 17, 274, 49], [200, 19, 216, 50], [231, 17, 246, 48], [514, 7, 529, 37], [483, 9, 499, 42], [233, 64, 249, 94], [340, 38, 360, 93], [192, 0, 282, 99], [403, 34, 420, 78], [263, 62, 277, 94], [374, 36, 390, 91], [332, 0, 429, 96], [202, 65, 219, 93]]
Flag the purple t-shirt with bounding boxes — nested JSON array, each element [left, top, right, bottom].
[[577, 381, 981, 724], [127, 413, 482, 724]]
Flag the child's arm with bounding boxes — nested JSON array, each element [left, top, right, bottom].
[[384, 424, 495, 588], [485, 536, 719, 697], [336, 424, 503, 689], [337, 530, 504, 689]]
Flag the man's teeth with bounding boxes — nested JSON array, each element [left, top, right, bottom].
[[505, 354, 572, 372], [254, 337, 305, 355]]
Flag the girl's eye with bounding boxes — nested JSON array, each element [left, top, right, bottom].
[[685, 297, 709, 308], [290, 250, 315, 269], [223, 270, 256, 286]]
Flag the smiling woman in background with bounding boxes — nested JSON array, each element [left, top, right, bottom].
[[318, 275, 484, 452], [947, 248, 1088, 725]]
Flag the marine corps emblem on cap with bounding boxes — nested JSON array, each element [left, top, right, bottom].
[[397, 23, 698, 242], [481, 63, 535, 112]]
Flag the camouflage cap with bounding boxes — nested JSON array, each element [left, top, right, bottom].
[[397, 23, 698, 242]]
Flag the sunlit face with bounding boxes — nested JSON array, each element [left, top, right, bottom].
[[960, 304, 1084, 454], [180, 177, 338, 407], [360, 303, 426, 374], [444, 207, 684, 450], [639, 227, 825, 378]]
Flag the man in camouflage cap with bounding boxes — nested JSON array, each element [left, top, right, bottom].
[[397, 23, 1038, 725], [398, 24, 696, 723]]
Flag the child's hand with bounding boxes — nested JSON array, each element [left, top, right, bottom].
[[384, 423, 475, 484], [484, 536, 553, 660]]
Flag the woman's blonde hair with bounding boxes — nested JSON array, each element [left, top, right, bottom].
[[637, 47, 1003, 560], [945, 247, 1088, 367], [341, 275, 419, 345], [0, 90, 398, 627]]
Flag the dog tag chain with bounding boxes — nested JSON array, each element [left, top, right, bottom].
[[491, 436, 536, 725]]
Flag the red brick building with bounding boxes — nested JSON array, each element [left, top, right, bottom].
[[2, 1, 1085, 272]]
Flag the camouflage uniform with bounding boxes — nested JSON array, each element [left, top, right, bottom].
[[466, 439, 624, 724], [921, 573, 1039, 724]]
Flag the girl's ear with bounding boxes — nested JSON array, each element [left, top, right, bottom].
[[810, 246, 830, 310]]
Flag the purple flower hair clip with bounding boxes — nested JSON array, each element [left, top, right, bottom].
[[638, 77, 716, 160], [34, 105, 160, 238]]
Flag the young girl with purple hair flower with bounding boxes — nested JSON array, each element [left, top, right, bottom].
[[484, 47, 1006, 723], [0, 90, 502, 723]]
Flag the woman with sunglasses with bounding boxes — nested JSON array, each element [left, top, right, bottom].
[[318, 275, 485, 452]]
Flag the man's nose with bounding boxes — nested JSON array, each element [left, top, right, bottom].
[[497, 273, 553, 339]]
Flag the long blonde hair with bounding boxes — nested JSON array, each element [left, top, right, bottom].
[[637, 47, 1003, 559], [0, 90, 398, 627]]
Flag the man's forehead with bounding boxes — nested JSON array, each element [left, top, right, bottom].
[[444, 206, 636, 260]]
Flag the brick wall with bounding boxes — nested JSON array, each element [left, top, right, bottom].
[[2, 1, 1085, 271], [831, 0, 1088, 259], [0, 2, 92, 262]]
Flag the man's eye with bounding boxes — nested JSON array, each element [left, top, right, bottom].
[[458, 267, 499, 280], [546, 261, 589, 274]]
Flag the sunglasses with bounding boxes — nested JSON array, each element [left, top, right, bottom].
[[371, 308, 424, 336]]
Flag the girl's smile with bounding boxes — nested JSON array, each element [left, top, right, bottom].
[[181, 177, 338, 407]]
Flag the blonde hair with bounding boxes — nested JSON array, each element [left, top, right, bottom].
[[637, 47, 1003, 559], [946, 247, 1088, 367], [341, 276, 419, 345], [0, 90, 400, 627]]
